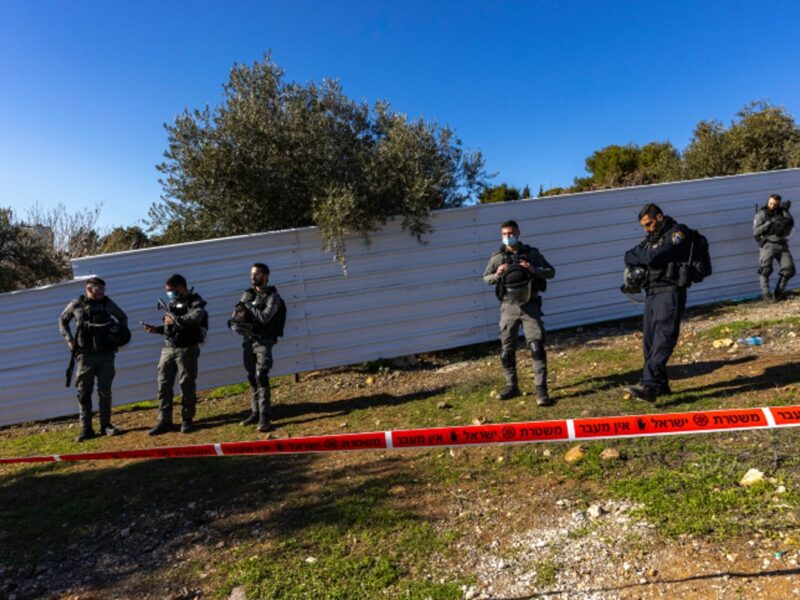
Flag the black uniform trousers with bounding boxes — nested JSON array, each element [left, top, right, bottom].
[[642, 286, 687, 390]]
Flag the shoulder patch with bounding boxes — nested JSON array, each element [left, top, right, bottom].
[[671, 230, 686, 245]]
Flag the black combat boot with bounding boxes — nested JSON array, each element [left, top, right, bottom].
[[623, 384, 658, 402], [240, 390, 259, 426], [180, 420, 196, 434], [530, 341, 552, 406], [75, 424, 96, 443], [257, 411, 272, 433], [760, 274, 775, 302], [148, 416, 173, 436], [256, 386, 272, 432], [498, 350, 520, 400], [75, 397, 95, 442], [535, 385, 554, 407], [775, 276, 791, 301], [98, 396, 121, 436]]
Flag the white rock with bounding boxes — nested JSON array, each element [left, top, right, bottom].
[[740, 468, 765, 487], [587, 505, 606, 519], [228, 587, 247, 600]]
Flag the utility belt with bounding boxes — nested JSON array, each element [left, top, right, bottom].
[[760, 237, 789, 247], [502, 294, 543, 310], [165, 326, 204, 348]]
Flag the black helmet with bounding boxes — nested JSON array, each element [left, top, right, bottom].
[[621, 265, 647, 301], [108, 323, 132, 348], [228, 302, 254, 337], [502, 264, 532, 304]]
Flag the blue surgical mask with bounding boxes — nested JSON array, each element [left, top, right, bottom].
[[502, 235, 518, 247], [166, 290, 178, 301]]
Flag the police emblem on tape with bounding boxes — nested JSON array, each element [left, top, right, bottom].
[[693, 414, 709, 427], [502, 426, 516, 440]]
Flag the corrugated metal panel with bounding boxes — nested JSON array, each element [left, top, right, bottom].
[[2, 169, 800, 426]]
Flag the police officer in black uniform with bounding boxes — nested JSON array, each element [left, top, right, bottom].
[[234, 263, 284, 432], [143, 274, 208, 435], [753, 193, 795, 301], [59, 277, 129, 441], [623, 204, 692, 402], [483, 220, 556, 405]]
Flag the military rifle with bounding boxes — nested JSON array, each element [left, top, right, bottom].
[[65, 344, 79, 387]]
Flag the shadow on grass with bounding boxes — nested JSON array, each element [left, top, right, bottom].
[[660, 360, 800, 408], [193, 386, 451, 430], [0, 453, 421, 599], [554, 356, 757, 401]]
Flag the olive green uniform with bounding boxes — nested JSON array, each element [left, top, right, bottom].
[[483, 244, 555, 399], [152, 293, 207, 426], [59, 296, 128, 434]]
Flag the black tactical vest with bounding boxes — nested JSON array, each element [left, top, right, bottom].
[[165, 293, 207, 347], [76, 297, 114, 353]]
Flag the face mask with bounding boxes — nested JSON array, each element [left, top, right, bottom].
[[166, 290, 178, 301], [503, 235, 518, 247]]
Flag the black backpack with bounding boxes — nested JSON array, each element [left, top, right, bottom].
[[263, 295, 287, 339], [686, 228, 712, 284]]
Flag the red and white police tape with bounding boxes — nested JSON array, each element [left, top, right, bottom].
[[2, 405, 800, 465]]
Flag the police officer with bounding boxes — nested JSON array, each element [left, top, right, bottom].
[[143, 274, 208, 435], [483, 220, 555, 405], [59, 277, 128, 441], [235, 263, 284, 432], [623, 204, 692, 402], [753, 193, 795, 301]]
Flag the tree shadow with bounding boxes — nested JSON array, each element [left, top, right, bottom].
[[0, 453, 420, 599]]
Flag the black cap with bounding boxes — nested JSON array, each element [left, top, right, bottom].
[[86, 277, 106, 286]]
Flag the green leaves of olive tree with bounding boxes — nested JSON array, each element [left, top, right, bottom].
[[151, 55, 486, 265]]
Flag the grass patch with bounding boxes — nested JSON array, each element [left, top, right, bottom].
[[220, 476, 459, 599], [117, 399, 158, 412], [534, 555, 558, 587], [206, 381, 250, 399], [698, 317, 800, 341], [610, 453, 800, 538]]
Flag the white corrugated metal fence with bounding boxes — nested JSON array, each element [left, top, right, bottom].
[[1, 169, 799, 426]]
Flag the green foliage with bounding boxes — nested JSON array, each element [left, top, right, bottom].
[[151, 54, 487, 264], [572, 141, 682, 191], [0, 207, 70, 293], [543, 101, 800, 196], [97, 226, 152, 254], [683, 119, 736, 179], [479, 183, 521, 203], [684, 102, 800, 178]]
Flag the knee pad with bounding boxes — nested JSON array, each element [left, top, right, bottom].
[[530, 340, 546, 361], [780, 266, 796, 279], [256, 368, 271, 387], [500, 351, 516, 369], [759, 264, 773, 277]]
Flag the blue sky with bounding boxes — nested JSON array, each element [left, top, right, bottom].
[[1, 1, 799, 229]]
